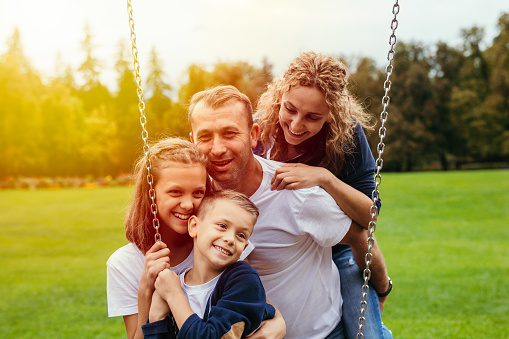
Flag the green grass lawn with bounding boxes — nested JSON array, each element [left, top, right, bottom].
[[0, 170, 508, 338]]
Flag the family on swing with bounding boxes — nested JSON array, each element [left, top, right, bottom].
[[107, 52, 393, 339]]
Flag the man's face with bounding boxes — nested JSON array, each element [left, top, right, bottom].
[[190, 100, 258, 190]]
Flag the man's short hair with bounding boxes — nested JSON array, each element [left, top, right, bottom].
[[188, 85, 254, 130], [196, 189, 259, 228]]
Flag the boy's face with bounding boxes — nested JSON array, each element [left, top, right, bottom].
[[188, 199, 254, 272]]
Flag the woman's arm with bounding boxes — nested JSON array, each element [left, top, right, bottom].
[[340, 221, 390, 311], [271, 163, 375, 228]]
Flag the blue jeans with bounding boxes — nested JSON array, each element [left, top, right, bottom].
[[333, 245, 393, 339]]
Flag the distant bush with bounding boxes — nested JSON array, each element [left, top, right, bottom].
[[0, 174, 133, 190]]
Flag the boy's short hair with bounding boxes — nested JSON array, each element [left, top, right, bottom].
[[196, 190, 259, 226]]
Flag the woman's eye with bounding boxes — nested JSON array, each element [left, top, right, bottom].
[[285, 105, 297, 113], [217, 223, 227, 229]]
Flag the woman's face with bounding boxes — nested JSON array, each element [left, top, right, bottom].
[[278, 85, 330, 146]]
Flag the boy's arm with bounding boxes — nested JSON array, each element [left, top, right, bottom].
[[154, 269, 194, 328], [179, 262, 275, 339]]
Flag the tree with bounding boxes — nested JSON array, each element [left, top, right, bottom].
[[0, 28, 45, 177], [112, 39, 141, 173], [430, 42, 465, 169], [145, 46, 175, 137], [483, 13, 509, 160], [383, 42, 436, 171], [77, 23, 111, 112]]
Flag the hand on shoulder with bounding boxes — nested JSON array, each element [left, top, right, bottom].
[[271, 163, 330, 191]]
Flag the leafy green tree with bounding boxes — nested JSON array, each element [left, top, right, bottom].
[[430, 42, 465, 169], [383, 42, 436, 171], [0, 28, 45, 177], [77, 23, 111, 112], [112, 39, 141, 173], [483, 13, 509, 160], [145, 46, 177, 137]]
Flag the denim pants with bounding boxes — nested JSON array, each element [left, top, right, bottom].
[[333, 245, 393, 339]]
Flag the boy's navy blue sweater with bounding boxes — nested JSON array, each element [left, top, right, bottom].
[[142, 261, 275, 339]]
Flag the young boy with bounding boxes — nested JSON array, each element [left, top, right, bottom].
[[142, 190, 276, 339]]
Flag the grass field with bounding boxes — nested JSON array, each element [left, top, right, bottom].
[[0, 169, 508, 338]]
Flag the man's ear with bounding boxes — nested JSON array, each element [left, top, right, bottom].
[[188, 216, 198, 238], [250, 123, 259, 149]]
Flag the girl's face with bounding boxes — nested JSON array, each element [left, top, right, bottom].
[[279, 85, 330, 146], [154, 162, 207, 236]]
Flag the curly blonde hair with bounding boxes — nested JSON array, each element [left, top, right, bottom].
[[125, 137, 210, 254], [256, 52, 374, 172]]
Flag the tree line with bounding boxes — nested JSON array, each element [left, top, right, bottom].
[[1, 13, 508, 179]]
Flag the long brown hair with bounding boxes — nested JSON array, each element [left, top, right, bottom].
[[256, 52, 374, 172], [125, 137, 209, 254]]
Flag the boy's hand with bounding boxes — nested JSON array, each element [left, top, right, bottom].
[[154, 268, 181, 302]]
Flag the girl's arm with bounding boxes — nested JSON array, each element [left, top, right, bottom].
[[126, 242, 171, 339]]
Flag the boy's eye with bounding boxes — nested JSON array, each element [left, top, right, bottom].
[[237, 233, 246, 240], [217, 223, 227, 229]]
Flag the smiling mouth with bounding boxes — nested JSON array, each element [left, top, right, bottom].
[[214, 245, 232, 256], [211, 159, 232, 171], [288, 125, 306, 136], [173, 212, 191, 220]]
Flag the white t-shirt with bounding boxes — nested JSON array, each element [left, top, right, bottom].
[[106, 242, 254, 317], [106, 243, 194, 317], [180, 268, 223, 318], [248, 155, 352, 339]]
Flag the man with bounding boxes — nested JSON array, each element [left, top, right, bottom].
[[188, 85, 390, 339]]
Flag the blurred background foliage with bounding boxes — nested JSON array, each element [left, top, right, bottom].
[[1, 13, 508, 179]]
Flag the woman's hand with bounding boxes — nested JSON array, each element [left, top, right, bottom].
[[140, 242, 171, 292], [271, 163, 330, 191]]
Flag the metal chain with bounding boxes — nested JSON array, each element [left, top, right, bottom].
[[127, 0, 161, 243], [356, 1, 399, 338]]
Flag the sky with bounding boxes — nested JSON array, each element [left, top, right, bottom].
[[1, 0, 508, 92]]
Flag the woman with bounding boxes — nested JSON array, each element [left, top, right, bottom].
[[256, 52, 392, 339]]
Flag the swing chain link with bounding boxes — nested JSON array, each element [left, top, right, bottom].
[[356, 1, 399, 338], [127, 0, 161, 243]]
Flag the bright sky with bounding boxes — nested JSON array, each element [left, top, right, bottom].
[[1, 0, 508, 92]]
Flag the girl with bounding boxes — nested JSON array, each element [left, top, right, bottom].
[[107, 138, 210, 339], [256, 52, 392, 339]]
